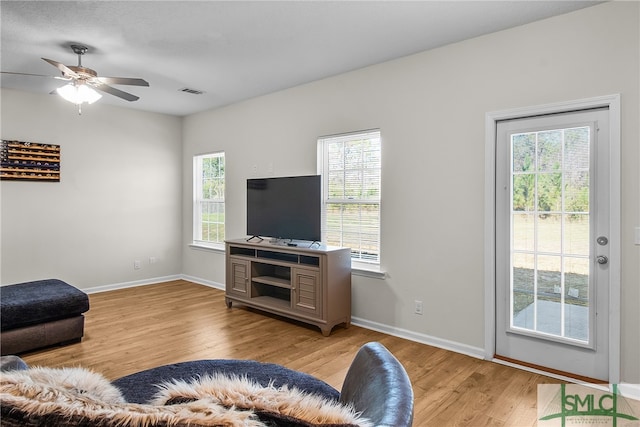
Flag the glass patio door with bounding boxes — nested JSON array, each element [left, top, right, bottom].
[[495, 108, 610, 381]]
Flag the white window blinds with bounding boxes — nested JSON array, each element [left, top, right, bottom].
[[318, 130, 381, 264]]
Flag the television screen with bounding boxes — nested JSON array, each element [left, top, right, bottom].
[[247, 175, 321, 242]]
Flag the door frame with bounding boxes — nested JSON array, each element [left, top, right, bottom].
[[483, 94, 621, 383]]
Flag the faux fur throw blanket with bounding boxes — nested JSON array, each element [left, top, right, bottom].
[[0, 366, 372, 427]]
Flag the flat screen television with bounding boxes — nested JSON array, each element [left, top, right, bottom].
[[247, 175, 321, 242]]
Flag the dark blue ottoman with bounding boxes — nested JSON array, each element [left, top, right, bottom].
[[0, 279, 89, 355]]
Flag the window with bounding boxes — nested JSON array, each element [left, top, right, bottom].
[[193, 152, 225, 247], [318, 130, 381, 265]]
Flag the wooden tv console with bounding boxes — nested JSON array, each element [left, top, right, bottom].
[[225, 238, 351, 336]]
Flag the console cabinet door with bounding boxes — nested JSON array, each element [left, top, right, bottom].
[[227, 257, 250, 298], [291, 267, 321, 317]]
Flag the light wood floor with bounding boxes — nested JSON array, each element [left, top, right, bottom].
[[19, 280, 557, 426]]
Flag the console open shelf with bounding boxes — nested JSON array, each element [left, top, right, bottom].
[[225, 238, 351, 336], [252, 275, 290, 288]]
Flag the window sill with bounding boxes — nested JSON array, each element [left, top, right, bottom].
[[351, 263, 387, 279], [189, 243, 225, 253]]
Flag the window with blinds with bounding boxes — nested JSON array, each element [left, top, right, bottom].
[[318, 130, 381, 264], [193, 152, 225, 247]]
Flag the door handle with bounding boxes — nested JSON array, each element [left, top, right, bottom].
[[596, 255, 608, 265]]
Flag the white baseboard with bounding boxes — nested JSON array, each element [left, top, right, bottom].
[[83, 274, 225, 294], [180, 274, 224, 291], [84, 275, 182, 294], [619, 382, 640, 401], [351, 316, 485, 360]]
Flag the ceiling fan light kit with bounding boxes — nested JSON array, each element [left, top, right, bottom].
[[1, 44, 149, 115], [56, 83, 102, 105]]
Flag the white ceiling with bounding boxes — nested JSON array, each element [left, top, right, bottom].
[[1, 1, 600, 117]]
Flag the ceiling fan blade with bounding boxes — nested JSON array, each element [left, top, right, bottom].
[[96, 76, 149, 87], [1, 71, 70, 80], [42, 57, 79, 78], [92, 83, 140, 102]]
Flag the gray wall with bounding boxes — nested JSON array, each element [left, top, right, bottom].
[[1, 90, 183, 289], [181, 2, 639, 383]]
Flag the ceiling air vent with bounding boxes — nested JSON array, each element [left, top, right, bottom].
[[179, 87, 205, 95]]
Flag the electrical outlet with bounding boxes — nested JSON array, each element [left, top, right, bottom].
[[134, 260, 141, 270], [414, 300, 423, 315], [149, 256, 157, 264]]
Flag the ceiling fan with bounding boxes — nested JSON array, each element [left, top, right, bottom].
[[2, 44, 149, 112]]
